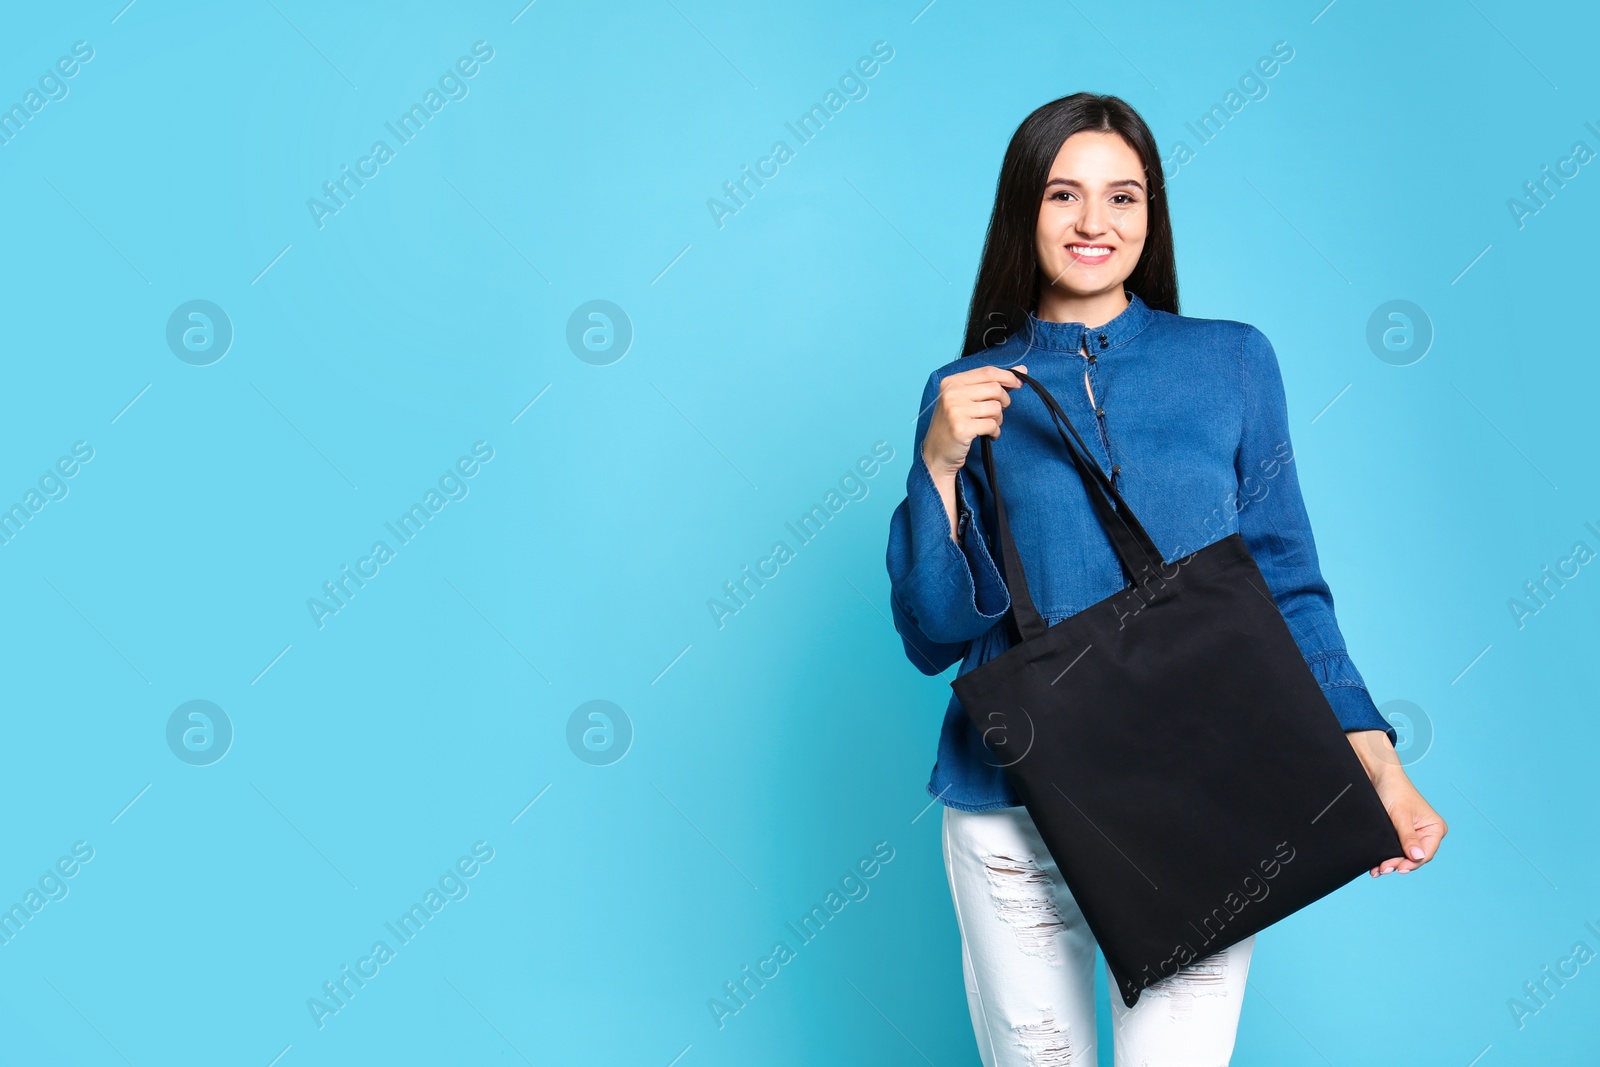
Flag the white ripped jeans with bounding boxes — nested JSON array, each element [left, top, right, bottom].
[[942, 803, 1254, 1066]]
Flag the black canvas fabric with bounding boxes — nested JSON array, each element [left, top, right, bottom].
[[950, 372, 1402, 1009]]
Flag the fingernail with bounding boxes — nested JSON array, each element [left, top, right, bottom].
[[1399, 868, 1411, 874], [1408, 846, 1425, 860]]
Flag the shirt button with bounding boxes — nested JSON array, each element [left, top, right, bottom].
[[1087, 353, 1098, 364], [1098, 334, 1108, 348], [1112, 464, 1121, 475], [1096, 407, 1105, 417]]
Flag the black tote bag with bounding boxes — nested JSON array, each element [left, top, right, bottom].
[[950, 372, 1401, 1009]]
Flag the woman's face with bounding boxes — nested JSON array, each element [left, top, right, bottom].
[[1034, 131, 1149, 305]]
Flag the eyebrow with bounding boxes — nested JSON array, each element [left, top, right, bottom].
[[1044, 178, 1145, 191]]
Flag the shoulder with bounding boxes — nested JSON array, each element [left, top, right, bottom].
[[925, 338, 1028, 386], [1147, 307, 1270, 354], [1151, 310, 1281, 387], [917, 309, 1278, 386]]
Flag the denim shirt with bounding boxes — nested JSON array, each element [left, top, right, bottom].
[[885, 291, 1396, 812]]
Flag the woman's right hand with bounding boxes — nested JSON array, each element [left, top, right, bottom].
[[920, 365, 1029, 476]]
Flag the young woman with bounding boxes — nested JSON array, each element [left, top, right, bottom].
[[884, 93, 1446, 1065]]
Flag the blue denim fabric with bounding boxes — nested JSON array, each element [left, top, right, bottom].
[[885, 291, 1396, 812]]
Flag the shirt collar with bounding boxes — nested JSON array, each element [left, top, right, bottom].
[[1021, 290, 1154, 355]]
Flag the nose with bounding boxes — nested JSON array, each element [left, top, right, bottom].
[[1075, 198, 1109, 238]]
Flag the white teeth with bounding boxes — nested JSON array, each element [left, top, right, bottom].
[[1069, 245, 1111, 256]]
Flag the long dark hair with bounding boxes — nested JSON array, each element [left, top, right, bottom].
[[960, 93, 1177, 357]]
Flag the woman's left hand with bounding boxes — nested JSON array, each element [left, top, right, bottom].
[[1346, 729, 1448, 877]]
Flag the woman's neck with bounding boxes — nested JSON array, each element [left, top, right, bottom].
[[1035, 287, 1129, 330]]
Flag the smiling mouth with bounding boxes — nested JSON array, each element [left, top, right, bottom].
[[1067, 244, 1113, 259]]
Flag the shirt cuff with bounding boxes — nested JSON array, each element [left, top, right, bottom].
[[951, 469, 1010, 618], [1307, 652, 1396, 745], [894, 448, 1009, 643]]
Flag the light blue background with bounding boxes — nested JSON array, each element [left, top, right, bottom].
[[0, 1, 1595, 1064]]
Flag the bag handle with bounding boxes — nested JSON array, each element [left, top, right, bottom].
[[1021, 373, 1167, 571], [978, 371, 1166, 643]]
